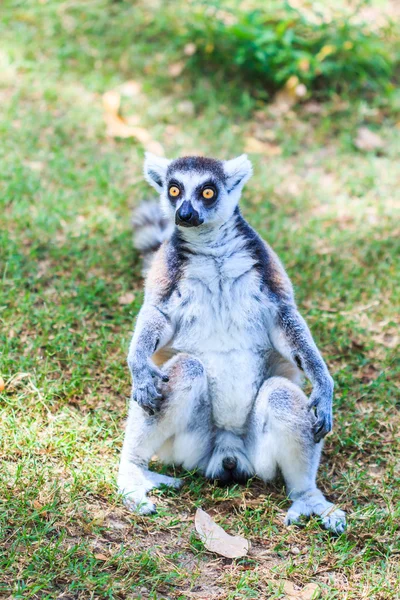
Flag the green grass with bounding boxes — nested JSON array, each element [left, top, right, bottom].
[[1, 0, 399, 598]]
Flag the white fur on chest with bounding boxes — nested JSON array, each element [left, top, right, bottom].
[[172, 250, 270, 350], [167, 247, 275, 431]]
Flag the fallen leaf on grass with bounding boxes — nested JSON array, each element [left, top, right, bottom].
[[195, 508, 249, 558], [244, 137, 282, 156], [283, 580, 320, 599], [94, 553, 108, 561], [0, 377, 4, 392], [103, 90, 121, 114], [102, 90, 164, 155], [354, 127, 384, 152], [283, 581, 298, 597], [300, 583, 320, 600], [118, 292, 135, 305]]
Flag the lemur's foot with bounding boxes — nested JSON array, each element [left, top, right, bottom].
[[285, 490, 346, 534], [123, 493, 157, 515], [149, 472, 184, 489], [319, 507, 346, 534]]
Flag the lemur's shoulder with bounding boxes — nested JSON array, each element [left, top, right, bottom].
[[145, 242, 168, 298], [235, 213, 294, 303], [261, 239, 294, 303], [144, 231, 187, 303]]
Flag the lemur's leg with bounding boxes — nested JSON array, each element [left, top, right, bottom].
[[118, 353, 211, 514], [205, 353, 301, 485], [247, 377, 346, 534]]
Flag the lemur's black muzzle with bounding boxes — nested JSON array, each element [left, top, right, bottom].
[[175, 201, 203, 228]]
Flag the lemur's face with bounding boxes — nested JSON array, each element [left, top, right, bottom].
[[144, 154, 253, 229], [165, 157, 227, 228]]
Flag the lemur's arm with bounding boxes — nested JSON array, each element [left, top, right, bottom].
[[127, 304, 174, 415], [270, 302, 334, 443]]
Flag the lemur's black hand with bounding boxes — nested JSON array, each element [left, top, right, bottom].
[[130, 361, 169, 416], [308, 387, 333, 443]]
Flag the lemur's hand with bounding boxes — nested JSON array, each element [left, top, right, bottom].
[[308, 380, 334, 443], [129, 360, 169, 416]]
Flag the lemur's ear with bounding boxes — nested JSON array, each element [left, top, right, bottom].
[[224, 154, 253, 193], [144, 152, 171, 193]]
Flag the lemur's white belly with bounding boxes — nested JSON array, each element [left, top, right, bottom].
[[200, 349, 265, 431], [168, 252, 275, 431]]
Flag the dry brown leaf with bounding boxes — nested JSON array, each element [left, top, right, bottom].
[[195, 508, 249, 559], [104, 113, 142, 140], [300, 583, 320, 600], [118, 292, 135, 305], [282, 580, 320, 600], [102, 90, 121, 115], [282, 580, 298, 597], [124, 125, 150, 143], [354, 127, 384, 152], [0, 377, 4, 392], [102, 90, 164, 155], [145, 139, 165, 155], [94, 553, 108, 561], [244, 137, 282, 156], [124, 114, 141, 126]]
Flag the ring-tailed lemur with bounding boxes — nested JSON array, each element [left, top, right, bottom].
[[118, 153, 346, 534]]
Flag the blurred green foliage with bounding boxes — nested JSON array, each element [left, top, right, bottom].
[[179, 1, 398, 98]]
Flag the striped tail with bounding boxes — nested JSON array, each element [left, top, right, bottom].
[[132, 201, 173, 275]]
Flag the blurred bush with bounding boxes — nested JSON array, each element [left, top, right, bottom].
[[177, 1, 398, 98]]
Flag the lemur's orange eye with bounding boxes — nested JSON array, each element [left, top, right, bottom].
[[169, 186, 180, 197], [202, 188, 215, 200]]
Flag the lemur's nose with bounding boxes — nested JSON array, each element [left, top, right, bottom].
[[175, 201, 204, 227], [177, 201, 193, 222]]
